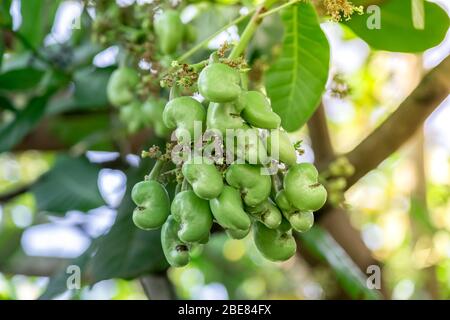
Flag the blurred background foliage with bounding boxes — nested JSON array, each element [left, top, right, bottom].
[[0, 0, 449, 300]]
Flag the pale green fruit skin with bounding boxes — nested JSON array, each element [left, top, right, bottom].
[[142, 99, 171, 137], [182, 157, 223, 200], [161, 216, 190, 267], [275, 190, 315, 233], [162, 96, 206, 141], [246, 199, 282, 229], [226, 227, 251, 240], [107, 68, 139, 107], [171, 191, 213, 243], [234, 127, 270, 165], [225, 164, 271, 207], [119, 101, 143, 133], [206, 102, 245, 135], [267, 130, 297, 166], [131, 180, 170, 230], [154, 10, 184, 55], [237, 91, 281, 129], [198, 63, 241, 103], [253, 221, 296, 262], [289, 211, 314, 233], [284, 163, 327, 212], [209, 186, 251, 231]]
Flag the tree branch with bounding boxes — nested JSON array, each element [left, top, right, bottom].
[[323, 55, 450, 189], [140, 273, 176, 300], [307, 103, 335, 164]]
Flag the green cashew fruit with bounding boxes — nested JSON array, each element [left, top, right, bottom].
[[131, 180, 170, 230], [237, 91, 281, 129], [198, 63, 241, 103], [233, 127, 269, 165], [209, 186, 251, 231], [284, 163, 327, 212], [225, 164, 271, 206], [275, 190, 314, 232], [182, 157, 223, 200], [154, 9, 184, 55], [119, 101, 143, 133], [206, 102, 245, 135], [266, 129, 297, 166], [226, 227, 251, 240], [107, 67, 139, 107], [171, 191, 213, 243], [161, 216, 190, 267], [162, 96, 206, 141], [246, 199, 282, 229], [142, 98, 171, 137], [253, 221, 296, 262]]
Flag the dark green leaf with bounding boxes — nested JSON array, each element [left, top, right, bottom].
[[46, 67, 112, 114], [0, 68, 45, 91], [0, 0, 13, 28], [19, 0, 61, 49], [266, 2, 330, 132], [39, 245, 95, 300], [31, 155, 105, 214], [0, 95, 16, 113], [0, 95, 48, 152], [346, 0, 450, 52], [299, 226, 382, 300], [91, 163, 168, 282], [73, 67, 112, 108]]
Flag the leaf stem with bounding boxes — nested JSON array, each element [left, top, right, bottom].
[[148, 159, 165, 180], [259, 0, 302, 19], [228, 0, 281, 59], [177, 9, 256, 62]]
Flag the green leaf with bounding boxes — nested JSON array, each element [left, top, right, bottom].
[[299, 226, 382, 300], [0, 68, 45, 91], [265, 2, 330, 132], [19, 0, 61, 49], [47, 67, 113, 114], [0, 95, 16, 113], [31, 155, 105, 215], [345, 0, 450, 52], [90, 163, 168, 282], [39, 245, 95, 300], [0, 95, 48, 152], [0, 0, 13, 28]]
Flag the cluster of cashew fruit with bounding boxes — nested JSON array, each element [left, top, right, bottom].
[[129, 53, 328, 267], [105, 9, 191, 135]]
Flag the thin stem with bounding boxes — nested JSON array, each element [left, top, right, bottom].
[[177, 9, 256, 62], [259, 0, 301, 19], [181, 178, 190, 191], [148, 160, 165, 180]]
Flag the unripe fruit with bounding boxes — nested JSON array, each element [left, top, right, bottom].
[[198, 63, 241, 103], [237, 91, 281, 129], [209, 186, 251, 231], [246, 199, 282, 229], [206, 102, 245, 135], [284, 163, 327, 212], [161, 216, 190, 267], [225, 164, 271, 207], [107, 68, 139, 107], [266, 129, 297, 166], [182, 157, 224, 200], [132, 180, 170, 230], [275, 190, 313, 232], [154, 10, 184, 55], [142, 98, 171, 138], [162, 96, 206, 142], [171, 191, 213, 243], [253, 221, 296, 262]]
